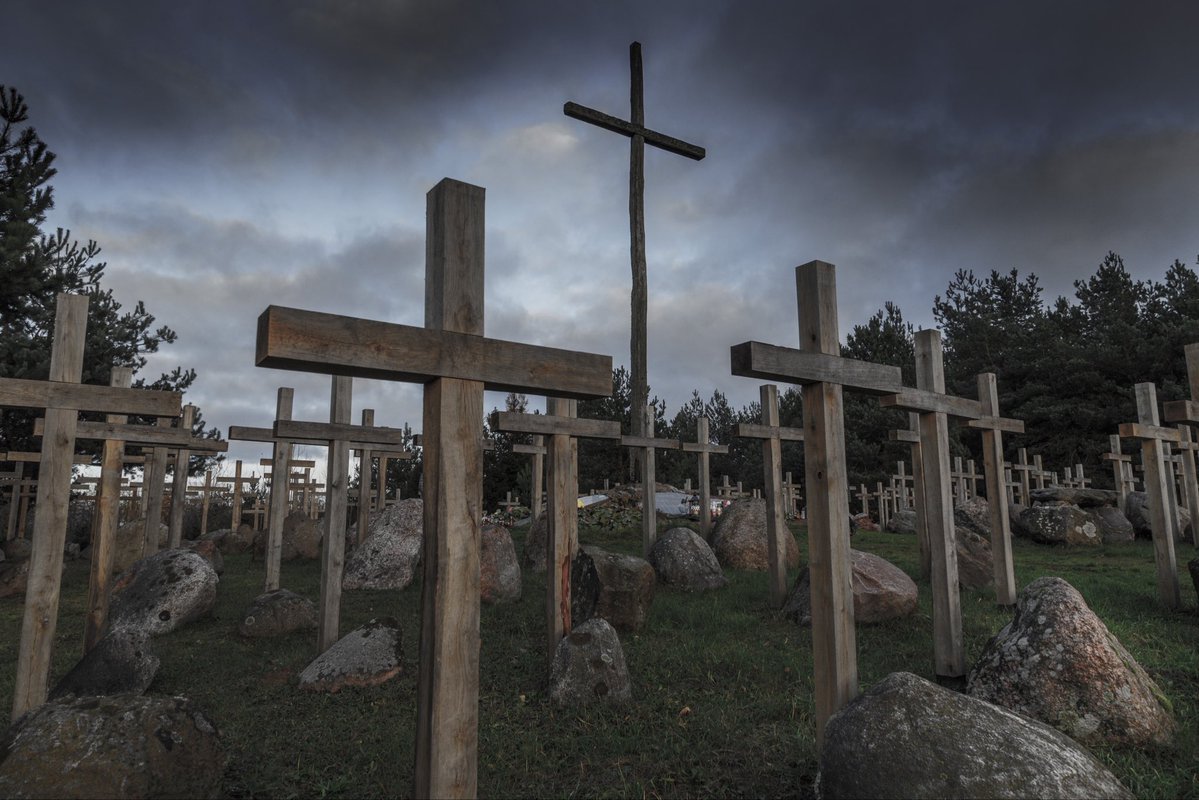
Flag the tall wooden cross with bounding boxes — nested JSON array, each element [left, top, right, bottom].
[[681, 416, 727, 540], [735, 384, 805, 606], [731, 260, 903, 744], [492, 403, 622, 672], [255, 178, 612, 798], [966, 372, 1024, 606], [880, 333, 1022, 671], [273, 378, 411, 652], [2, 294, 182, 721], [565, 41, 705, 456], [216, 460, 257, 534], [1120, 382, 1181, 609], [1161, 340, 1199, 547], [621, 404, 681, 555]]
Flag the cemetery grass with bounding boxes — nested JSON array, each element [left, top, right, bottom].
[[0, 527, 1195, 798]]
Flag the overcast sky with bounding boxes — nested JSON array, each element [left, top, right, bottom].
[[7, 1, 1199, 481]]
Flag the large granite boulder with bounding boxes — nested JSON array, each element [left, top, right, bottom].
[[885, 507, 917, 535], [238, 589, 318, 638], [0, 558, 29, 599], [108, 549, 219, 637], [952, 505, 995, 590], [1092, 505, 1135, 543], [523, 513, 548, 572], [1016, 505, 1102, 546], [783, 549, 917, 626], [480, 523, 521, 604], [181, 538, 224, 575], [283, 511, 323, 560], [0, 694, 226, 799], [1125, 490, 1192, 541], [968, 577, 1175, 748], [573, 546, 656, 632], [647, 527, 727, 591], [816, 672, 1132, 799], [298, 617, 403, 693], [548, 618, 631, 706], [1029, 487, 1120, 508], [49, 630, 159, 700], [710, 498, 801, 571], [342, 499, 423, 590], [202, 523, 255, 555]]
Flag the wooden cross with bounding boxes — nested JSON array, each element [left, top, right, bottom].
[[965, 372, 1024, 606], [1032, 454, 1048, 490], [492, 403, 622, 672], [1003, 465, 1018, 505], [735, 384, 804, 606], [1160, 340, 1199, 547], [1171, 426, 1199, 540], [1010, 447, 1036, 506], [731, 260, 903, 744], [255, 178, 613, 797], [512, 436, 546, 521], [855, 483, 871, 517], [875, 481, 890, 527], [681, 416, 728, 540], [565, 41, 705, 450], [498, 491, 521, 514], [890, 412, 930, 576], [951, 456, 967, 506], [3, 294, 182, 721], [964, 459, 981, 498], [716, 474, 736, 499], [272, 378, 412, 651], [1119, 382, 1181, 609], [1074, 463, 1092, 489], [891, 461, 913, 510], [621, 405, 682, 555], [782, 471, 803, 516], [216, 461, 258, 534], [1102, 435, 1137, 513], [880, 330, 1010, 678]]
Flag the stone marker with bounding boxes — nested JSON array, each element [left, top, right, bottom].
[[548, 617, 632, 706], [297, 617, 403, 693], [647, 526, 727, 591], [239, 589, 318, 638], [479, 523, 521, 605], [108, 549, 219, 638], [783, 549, 918, 626], [342, 498, 423, 591]]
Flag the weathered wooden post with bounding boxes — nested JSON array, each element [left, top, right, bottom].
[[513, 436, 546, 520], [255, 179, 612, 797], [565, 41, 705, 459], [3, 295, 182, 720], [730, 260, 903, 743], [682, 417, 727, 541], [968, 372, 1024, 606], [166, 405, 196, 548], [1161, 341, 1199, 547], [735, 384, 804, 606], [1120, 382, 1181, 609], [141, 417, 173, 554], [621, 404, 681, 555]]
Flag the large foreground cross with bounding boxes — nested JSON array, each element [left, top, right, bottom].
[[565, 40, 704, 451], [730, 260, 903, 743], [256, 178, 612, 798]]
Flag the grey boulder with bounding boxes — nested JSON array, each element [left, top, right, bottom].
[[108, 549, 218, 637], [549, 618, 631, 706], [648, 527, 727, 591]]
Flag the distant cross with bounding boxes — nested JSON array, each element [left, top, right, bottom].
[[891, 461, 912, 510], [513, 436, 546, 520], [951, 457, 967, 506], [782, 471, 803, 516], [1171, 426, 1199, 537], [1160, 340, 1199, 547], [736, 384, 805, 606], [681, 417, 728, 540], [856, 483, 871, 517], [875, 481, 889, 528], [1, 295, 182, 721], [622, 405, 682, 555], [493, 403, 622, 673], [565, 40, 705, 454], [731, 260, 904, 744], [1102, 434, 1136, 513], [1003, 466, 1018, 505], [216, 461, 257, 534], [1032, 454, 1048, 490], [1074, 463, 1092, 489], [499, 491, 521, 514], [964, 459, 981, 498], [890, 412, 929, 576], [255, 178, 612, 798], [1010, 448, 1036, 507], [1119, 382, 1181, 609]]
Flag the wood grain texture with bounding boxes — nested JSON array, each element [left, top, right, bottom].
[[167, 406, 196, 548], [491, 410, 621, 439], [794, 263, 857, 747], [356, 409, 374, 547], [256, 305, 613, 400], [563, 102, 706, 160], [735, 421, 805, 442], [1178, 426, 1199, 547], [977, 373, 1016, 605], [730, 340, 902, 395], [318, 377, 352, 653], [13, 294, 87, 721], [275, 419, 409, 447], [880, 388, 984, 420], [414, 375, 484, 800], [757, 385, 789, 608], [266, 388, 295, 591], [0, 376, 181, 416], [914, 329, 965, 678], [228, 425, 275, 442], [544, 397, 577, 674], [141, 418, 172, 557], [685, 417, 725, 539], [1132, 382, 1181, 608], [1119, 421, 1182, 442]]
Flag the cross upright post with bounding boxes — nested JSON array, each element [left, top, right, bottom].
[[255, 179, 612, 798], [492, 404, 622, 672], [1120, 382, 1181, 608], [621, 404, 681, 555], [681, 416, 727, 540], [730, 260, 903, 744], [565, 41, 705, 452], [5, 295, 182, 721], [512, 436, 546, 521], [1160, 340, 1199, 546], [735, 384, 804, 606], [890, 412, 930, 576]]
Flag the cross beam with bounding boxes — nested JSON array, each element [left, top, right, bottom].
[[255, 179, 613, 798], [731, 260, 902, 745]]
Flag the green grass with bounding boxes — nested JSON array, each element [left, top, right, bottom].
[[1, 524, 1197, 798]]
